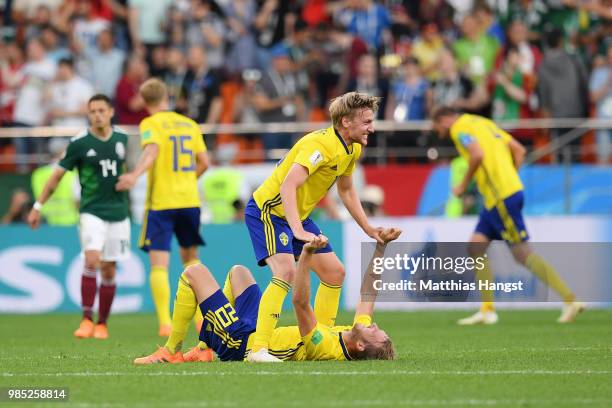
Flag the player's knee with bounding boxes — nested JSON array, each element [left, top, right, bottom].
[[229, 265, 254, 282], [274, 265, 296, 284], [184, 263, 209, 284], [100, 263, 116, 280], [332, 263, 346, 282], [84, 254, 101, 271]]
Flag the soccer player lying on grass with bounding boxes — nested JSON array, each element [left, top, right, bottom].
[[133, 228, 400, 364]]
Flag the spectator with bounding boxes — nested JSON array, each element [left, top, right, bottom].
[[589, 44, 612, 164], [252, 44, 305, 154], [40, 26, 71, 63], [114, 55, 148, 124], [165, 5, 189, 53], [386, 56, 428, 122], [185, 0, 226, 70], [12, 38, 57, 172], [183, 46, 222, 124], [490, 46, 533, 122], [1, 189, 31, 224], [46, 57, 94, 127], [453, 14, 499, 85], [24, 5, 55, 42], [0, 41, 24, 127], [31, 137, 79, 226], [411, 22, 445, 82], [81, 28, 125, 99], [427, 48, 486, 114], [253, 0, 293, 54], [70, 0, 110, 56], [337, 0, 391, 52], [164, 47, 188, 112], [346, 54, 389, 120], [149, 45, 167, 77], [12, 0, 63, 25], [474, 2, 505, 45], [127, 0, 172, 54], [501, 0, 548, 41], [223, 0, 258, 75], [538, 28, 589, 161], [495, 20, 542, 77]]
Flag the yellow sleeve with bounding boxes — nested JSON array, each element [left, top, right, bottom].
[[353, 314, 372, 327], [140, 118, 160, 147], [294, 141, 329, 175], [342, 144, 361, 176]]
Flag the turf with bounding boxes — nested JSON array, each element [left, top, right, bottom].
[[0, 310, 611, 408]]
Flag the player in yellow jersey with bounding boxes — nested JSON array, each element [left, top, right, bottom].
[[132, 227, 401, 364], [245, 92, 396, 362], [432, 107, 585, 324], [116, 79, 210, 337]]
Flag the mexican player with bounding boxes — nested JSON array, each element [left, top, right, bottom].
[[28, 94, 130, 339], [432, 106, 585, 324]]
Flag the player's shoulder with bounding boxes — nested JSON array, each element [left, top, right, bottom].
[[298, 127, 335, 151], [69, 129, 89, 144], [112, 126, 129, 140]]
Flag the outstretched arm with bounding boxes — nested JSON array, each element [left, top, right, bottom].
[[337, 175, 384, 244], [280, 164, 317, 242], [293, 235, 329, 336], [115, 144, 159, 191], [355, 228, 402, 319]]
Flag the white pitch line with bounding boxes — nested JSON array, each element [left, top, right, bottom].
[[2, 369, 611, 377]]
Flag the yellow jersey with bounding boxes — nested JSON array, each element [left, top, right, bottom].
[[245, 314, 372, 361], [140, 111, 207, 210], [450, 114, 523, 209], [253, 126, 361, 220]]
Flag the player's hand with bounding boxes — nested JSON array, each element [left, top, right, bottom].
[[27, 208, 41, 230], [379, 227, 402, 244], [293, 229, 317, 243], [366, 226, 385, 244], [452, 183, 467, 197], [115, 173, 136, 191], [304, 234, 329, 253]]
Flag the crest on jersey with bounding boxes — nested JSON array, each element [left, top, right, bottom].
[[279, 232, 289, 246], [309, 150, 323, 167], [115, 142, 125, 159]]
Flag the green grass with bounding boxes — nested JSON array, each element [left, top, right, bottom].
[[1, 310, 611, 408]]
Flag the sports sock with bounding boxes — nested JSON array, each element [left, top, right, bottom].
[[222, 269, 235, 306], [183, 259, 204, 327], [526, 253, 575, 303], [477, 257, 495, 312], [165, 273, 197, 353], [314, 281, 342, 326], [98, 278, 116, 324], [251, 277, 290, 352], [81, 266, 97, 321], [150, 265, 171, 326]]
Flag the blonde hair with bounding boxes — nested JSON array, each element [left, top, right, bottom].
[[357, 337, 396, 361], [139, 78, 167, 107], [329, 92, 381, 128]]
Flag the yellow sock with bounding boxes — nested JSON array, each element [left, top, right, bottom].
[[526, 253, 575, 303], [252, 277, 290, 351], [183, 259, 204, 328], [222, 269, 235, 307], [150, 265, 171, 326], [165, 273, 197, 353], [477, 257, 495, 312], [314, 281, 342, 326]]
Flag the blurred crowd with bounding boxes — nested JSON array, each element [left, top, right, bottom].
[[1, 0, 612, 167]]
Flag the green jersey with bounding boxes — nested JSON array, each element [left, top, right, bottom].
[[59, 128, 129, 222]]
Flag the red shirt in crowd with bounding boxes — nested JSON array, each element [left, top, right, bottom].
[[114, 75, 147, 125]]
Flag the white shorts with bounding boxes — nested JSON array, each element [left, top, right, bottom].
[[79, 213, 131, 262]]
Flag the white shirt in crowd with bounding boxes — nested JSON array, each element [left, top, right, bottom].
[[13, 58, 57, 126], [48, 76, 94, 127]]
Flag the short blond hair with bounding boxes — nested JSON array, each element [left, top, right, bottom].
[[329, 92, 380, 128], [139, 78, 167, 107]]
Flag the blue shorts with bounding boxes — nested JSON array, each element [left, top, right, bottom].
[[244, 197, 333, 266], [139, 207, 205, 252], [475, 191, 529, 244], [198, 285, 262, 361]]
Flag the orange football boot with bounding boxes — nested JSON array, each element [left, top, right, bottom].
[[93, 323, 109, 339], [133, 347, 184, 365], [183, 346, 214, 363], [74, 319, 94, 338], [158, 324, 172, 337]]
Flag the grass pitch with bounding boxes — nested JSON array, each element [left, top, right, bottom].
[[0, 310, 611, 408]]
